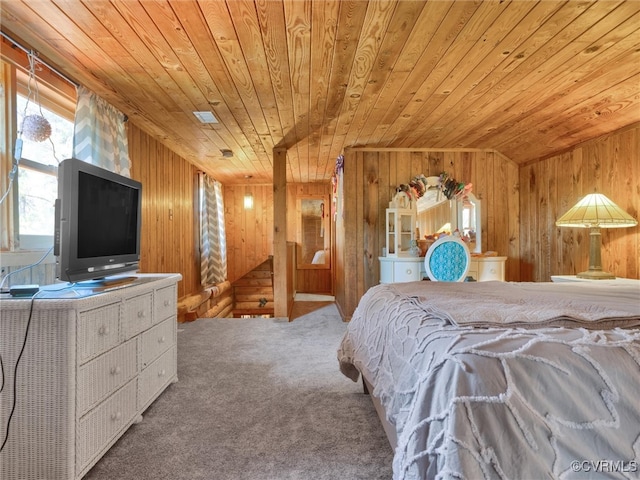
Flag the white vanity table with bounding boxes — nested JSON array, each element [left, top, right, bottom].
[[379, 255, 507, 283], [380, 181, 507, 284]]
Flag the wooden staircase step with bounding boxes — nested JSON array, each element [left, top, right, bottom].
[[235, 300, 274, 310], [234, 292, 273, 302], [233, 277, 273, 287], [234, 284, 273, 294], [232, 256, 274, 318], [232, 307, 274, 317]]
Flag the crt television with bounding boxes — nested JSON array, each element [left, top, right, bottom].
[[55, 158, 142, 283]]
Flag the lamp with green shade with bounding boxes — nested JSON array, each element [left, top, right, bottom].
[[555, 193, 638, 279]]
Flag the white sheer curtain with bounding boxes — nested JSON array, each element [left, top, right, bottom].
[[199, 172, 227, 286], [72, 85, 130, 175]]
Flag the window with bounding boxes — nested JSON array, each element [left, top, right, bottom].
[[16, 94, 73, 248], [0, 56, 75, 251]]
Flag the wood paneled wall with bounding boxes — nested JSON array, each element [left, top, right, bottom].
[[128, 122, 199, 300], [130, 122, 277, 307], [335, 148, 520, 320], [129, 139, 330, 303], [520, 124, 640, 281], [223, 184, 274, 284], [127, 119, 638, 320]]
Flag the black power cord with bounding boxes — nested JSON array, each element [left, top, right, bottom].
[[0, 294, 37, 453]]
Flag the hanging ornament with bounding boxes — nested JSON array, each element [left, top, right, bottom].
[[21, 114, 52, 142], [19, 50, 52, 143]]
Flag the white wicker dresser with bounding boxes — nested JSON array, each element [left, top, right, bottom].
[[0, 273, 181, 480]]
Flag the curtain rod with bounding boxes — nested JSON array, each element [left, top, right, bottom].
[[1, 30, 80, 88]]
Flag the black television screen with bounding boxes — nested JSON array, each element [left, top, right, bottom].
[[55, 158, 142, 283], [77, 171, 139, 258]]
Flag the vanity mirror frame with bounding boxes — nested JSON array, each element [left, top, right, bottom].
[[296, 194, 331, 269], [416, 191, 482, 254]]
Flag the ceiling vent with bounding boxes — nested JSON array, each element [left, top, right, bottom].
[[220, 149, 233, 158], [193, 111, 218, 124]]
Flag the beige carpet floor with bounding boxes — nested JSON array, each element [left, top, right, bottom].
[[84, 303, 393, 480]]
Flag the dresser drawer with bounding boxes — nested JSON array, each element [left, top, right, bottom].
[[467, 257, 506, 282], [77, 302, 121, 364], [122, 293, 153, 339], [76, 379, 138, 471], [154, 284, 177, 324], [77, 338, 138, 416], [139, 346, 176, 411], [393, 260, 422, 283], [476, 259, 505, 282], [140, 317, 175, 369]]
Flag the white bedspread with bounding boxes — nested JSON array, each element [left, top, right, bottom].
[[338, 281, 640, 480]]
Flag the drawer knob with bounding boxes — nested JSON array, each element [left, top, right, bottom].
[[137, 310, 146, 319], [158, 369, 166, 377], [490, 268, 496, 274], [110, 366, 121, 375], [406, 269, 412, 274], [158, 336, 166, 344], [164, 300, 170, 307], [98, 325, 109, 336], [111, 411, 122, 421]]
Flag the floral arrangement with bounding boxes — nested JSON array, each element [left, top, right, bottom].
[[438, 172, 472, 200], [393, 172, 472, 207]]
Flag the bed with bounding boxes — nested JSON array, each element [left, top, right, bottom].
[[337, 280, 640, 479]]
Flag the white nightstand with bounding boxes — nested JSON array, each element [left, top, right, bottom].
[[551, 275, 640, 286]]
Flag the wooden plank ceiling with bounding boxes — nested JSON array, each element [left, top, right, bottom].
[[1, 0, 639, 185]]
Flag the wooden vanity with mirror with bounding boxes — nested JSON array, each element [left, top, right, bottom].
[[380, 182, 506, 283], [416, 187, 481, 254]]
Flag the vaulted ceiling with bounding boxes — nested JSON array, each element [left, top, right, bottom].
[[1, 0, 639, 185]]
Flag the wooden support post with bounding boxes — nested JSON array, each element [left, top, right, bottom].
[[273, 148, 288, 318]]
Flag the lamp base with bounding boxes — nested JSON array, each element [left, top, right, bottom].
[[575, 226, 616, 280], [576, 270, 615, 280]]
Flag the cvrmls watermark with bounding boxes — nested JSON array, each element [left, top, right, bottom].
[[571, 460, 638, 474]]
